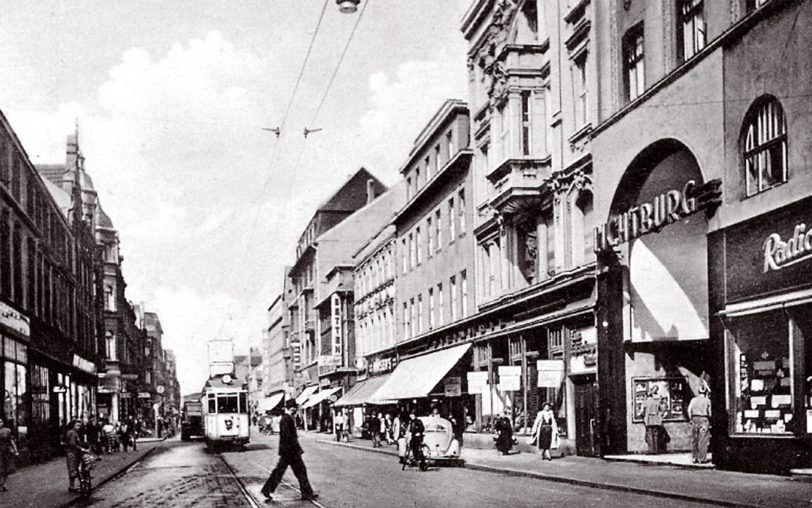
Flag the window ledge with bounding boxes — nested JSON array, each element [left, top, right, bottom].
[[741, 180, 788, 201], [567, 123, 593, 145], [729, 433, 797, 439]]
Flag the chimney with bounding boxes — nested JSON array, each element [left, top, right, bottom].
[[366, 179, 376, 204]]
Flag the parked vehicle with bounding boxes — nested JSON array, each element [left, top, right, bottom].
[[420, 417, 463, 466], [181, 401, 204, 442]]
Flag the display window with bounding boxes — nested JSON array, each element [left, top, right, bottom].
[[31, 365, 50, 426], [727, 310, 793, 435], [790, 308, 812, 434], [2, 336, 29, 433]]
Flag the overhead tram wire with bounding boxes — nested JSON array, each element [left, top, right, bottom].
[[214, 0, 331, 339], [229, 0, 371, 339], [307, 0, 370, 128]]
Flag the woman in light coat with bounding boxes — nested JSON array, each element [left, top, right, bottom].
[[530, 402, 558, 461]]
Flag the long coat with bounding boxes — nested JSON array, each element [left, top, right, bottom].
[[278, 413, 304, 459]]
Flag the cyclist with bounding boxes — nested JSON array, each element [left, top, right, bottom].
[[407, 411, 426, 470]]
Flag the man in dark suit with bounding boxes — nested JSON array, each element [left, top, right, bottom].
[[261, 400, 316, 502]]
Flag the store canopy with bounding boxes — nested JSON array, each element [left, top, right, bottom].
[[373, 343, 471, 401], [333, 375, 392, 408], [256, 393, 285, 412], [301, 387, 342, 409], [295, 385, 319, 406], [720, 287, 812, 318]]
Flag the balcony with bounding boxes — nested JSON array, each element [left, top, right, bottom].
[[487, 156, 552, 214]]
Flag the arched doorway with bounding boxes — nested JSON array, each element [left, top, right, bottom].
[[596, 139, 713, 456]]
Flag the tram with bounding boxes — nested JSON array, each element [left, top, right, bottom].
[[200, 373, 250, 451]]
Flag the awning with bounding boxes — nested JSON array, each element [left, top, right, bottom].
[[720, 287, 812, 318], [256, 393, 285, 412], [333, 375, 391, 407], [295, 385, 319, 406], [301, 387, 342, 409], [373, 343, 471, 401]]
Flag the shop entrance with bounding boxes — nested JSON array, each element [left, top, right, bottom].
[[573, 375, 598, 456]]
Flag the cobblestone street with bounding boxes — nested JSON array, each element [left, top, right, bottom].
[[75, 441, 254, 508]]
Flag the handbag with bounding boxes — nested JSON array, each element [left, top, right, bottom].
[[551, 431, 560, 450]]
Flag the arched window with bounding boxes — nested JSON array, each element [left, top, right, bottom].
[[742, 96, 787, 196]]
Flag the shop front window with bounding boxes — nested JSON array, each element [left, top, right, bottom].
[[31, 365, 50, 428], [2, 337, 29, 432], [728, 310, 793, 435], [792, 309, 812, 434]]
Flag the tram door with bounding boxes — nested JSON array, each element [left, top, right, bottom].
[[573, 375, 598, 456]]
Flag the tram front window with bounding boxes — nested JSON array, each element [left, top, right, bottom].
[[217, 394, 239, 413]]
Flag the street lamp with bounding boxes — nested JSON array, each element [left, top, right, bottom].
[[336, 0, 360, 14]]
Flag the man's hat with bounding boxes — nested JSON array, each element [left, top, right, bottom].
[[285, 399, 298, 409]]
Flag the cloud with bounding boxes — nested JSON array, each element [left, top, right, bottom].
[[150, 285, 260, 395], [357, 55, 468, 174], [6, 26, 470, 393]]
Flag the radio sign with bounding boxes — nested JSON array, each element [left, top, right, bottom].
[[762, 222, 812, 272]]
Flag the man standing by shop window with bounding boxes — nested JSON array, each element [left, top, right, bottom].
[[643, 385, 665, 454], [687, 385, 711, 464], [261, 400, 317, 502]]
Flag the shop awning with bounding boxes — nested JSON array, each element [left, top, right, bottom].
[[295, 385, 319, 406], [720, 287, 812, 318], [301, 387, 342, 409], [256, 392, 285, 412], [333, 375, 392, 407], [372, 343, 471, 401]]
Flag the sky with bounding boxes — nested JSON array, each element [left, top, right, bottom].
[[0, 0, 471, 394]]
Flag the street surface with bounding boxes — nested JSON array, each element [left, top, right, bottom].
[[77, 430, 721, 507], [74, 441, 257, 508]]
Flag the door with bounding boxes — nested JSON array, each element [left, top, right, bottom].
[[573, 376, 598, 456]]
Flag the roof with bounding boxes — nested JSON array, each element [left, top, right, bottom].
[[36, 163, 68, 185], [97, 203, 115, 229], [315, 167, 386, 212], [41, 177, 72, 216]]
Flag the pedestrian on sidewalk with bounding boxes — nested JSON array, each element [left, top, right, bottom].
[[65, 420, 89, 492], [687, 385, 711, 464], [86, 416, 100, 454], [0, 417, 19, 492], [384, 413, 394, 445], [643, 385, 665, 454], [368, 413, 381, 448], [494, 411, 513, 455], [531, 402, 559, 461], [119, 419, 134, 452], [334, 411, 345, 442], [261, 400, 317, 502]]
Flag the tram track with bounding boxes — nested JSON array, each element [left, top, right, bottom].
[[221, 456, 327, 508]]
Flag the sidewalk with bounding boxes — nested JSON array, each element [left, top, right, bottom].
[[316, 437, 812, 508], [1, 441, 161, 508]]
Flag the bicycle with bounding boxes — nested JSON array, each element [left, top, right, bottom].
[[401, 440, 430, 471]]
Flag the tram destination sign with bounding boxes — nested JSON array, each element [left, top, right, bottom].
[[594, 179, 721, 252]]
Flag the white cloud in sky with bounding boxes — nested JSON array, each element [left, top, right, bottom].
[[7, 18, 469, 394]]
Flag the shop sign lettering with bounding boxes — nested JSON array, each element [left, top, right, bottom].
[[370, 357, 396, 374], [594, 180, 698, 252], [762, 222, 812, 272], [0, 301, 29, 337]]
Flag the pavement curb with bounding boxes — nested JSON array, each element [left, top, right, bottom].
[[317, 439, 765, 508], [60, 445, 159, 508]]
